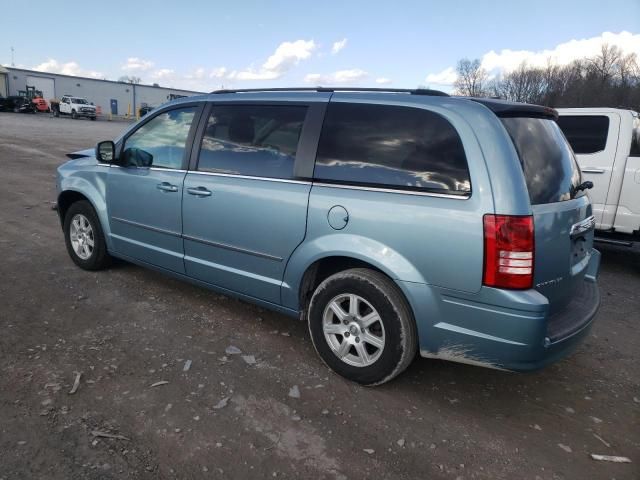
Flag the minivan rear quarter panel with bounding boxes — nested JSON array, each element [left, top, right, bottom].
[[282, 95, 499, 311]]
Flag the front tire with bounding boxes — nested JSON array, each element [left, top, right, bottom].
[[63, 200, 111, 270], [71, 110, 77, 119], [308, 268, 417, 385]]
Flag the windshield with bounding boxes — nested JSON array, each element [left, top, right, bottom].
[[501, 117, 583, 204], [71, 98, 88, 104]]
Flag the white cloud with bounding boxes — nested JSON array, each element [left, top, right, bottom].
[[150, 68, 175, 80], [32, 59, 103, 79], [481, 31, 640, 73], [230, 39, 317, 81], [209, 67, 228, 79], [121, 57, 154, 72], [424, 31, 640, 87], [424, 67, 457, 86], [331, 38, 348, 55], [304, 69, 368, 85], [375, 77, 392, 85]]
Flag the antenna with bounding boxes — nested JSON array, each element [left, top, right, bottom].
[[10, 46, 15, 67]]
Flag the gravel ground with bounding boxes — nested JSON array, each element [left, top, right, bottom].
[[0, 112, 638, 479]]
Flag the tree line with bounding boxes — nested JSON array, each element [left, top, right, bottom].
[[452, 44, 640, 110]]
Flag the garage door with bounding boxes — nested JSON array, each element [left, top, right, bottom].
[[26, 76, 55, 101], [0, 74, 7, 97]]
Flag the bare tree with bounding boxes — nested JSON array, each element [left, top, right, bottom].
[[118, 75, 142, 84], [453, 58, 488, 97], [617, 52, 639, 86], [587, 44, 622, 85], [455, 44, 640, 110], [492, 63, 546, 104]]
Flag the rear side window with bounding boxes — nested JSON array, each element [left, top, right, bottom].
[[502, 117, 582, 204], [197, 104, 307, 179], [314, 103, 471, 194], [556, 115, 609, 154]]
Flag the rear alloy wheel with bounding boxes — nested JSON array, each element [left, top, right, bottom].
[[63, 200, 111, 270], [308, 268, 417, 385]]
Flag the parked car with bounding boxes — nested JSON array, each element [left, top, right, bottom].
[[55, 88, 601, 385], [139, 104, 154, 117], [53, 95, 97, 120], [557, 108, 640, 248], [0, 95, 37, 113]]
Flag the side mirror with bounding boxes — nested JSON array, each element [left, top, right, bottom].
[[96, 140, 115, 163]]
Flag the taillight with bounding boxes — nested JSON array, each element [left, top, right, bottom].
[[483, 214, 534, 289]]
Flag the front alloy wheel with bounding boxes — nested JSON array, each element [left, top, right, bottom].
[[69, 213, 95, 260], [63, 200, 111, 270]]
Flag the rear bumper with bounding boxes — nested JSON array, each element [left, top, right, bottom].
[[405, 249, 601, 371]]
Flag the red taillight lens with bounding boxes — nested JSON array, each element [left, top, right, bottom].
[[483, 214, 534, 289]]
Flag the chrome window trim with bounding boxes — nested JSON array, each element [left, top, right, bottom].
[[107, 165, 187, 173], [189, 170, 311, 185], [312, 182, 470, 199], [183, 234, 283, 262], [111, 216, 182, 237]]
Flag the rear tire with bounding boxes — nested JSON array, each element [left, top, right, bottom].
[[63, 200, 111, 271], [307, 268, 417, 385]]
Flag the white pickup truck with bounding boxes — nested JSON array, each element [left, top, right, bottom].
[[557, 108, 640, 247], [56, 95, 97, 120]]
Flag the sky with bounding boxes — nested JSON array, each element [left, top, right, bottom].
[[1, 0, 639, 92]]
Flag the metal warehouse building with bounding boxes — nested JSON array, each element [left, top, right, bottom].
[[1, 67, 204, 116]]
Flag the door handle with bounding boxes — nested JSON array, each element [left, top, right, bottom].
[[187, 186, 212, 197], [157, 182, 178, 192], [581, 168, 605, 174]]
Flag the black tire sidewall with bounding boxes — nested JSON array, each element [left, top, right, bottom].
[[63, 201, 109, 270], [308, 271, 408, 385]]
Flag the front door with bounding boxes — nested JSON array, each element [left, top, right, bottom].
[[557, 112, 621, 229], [182, 103, 313, 303], [107, 105, 200, 273]]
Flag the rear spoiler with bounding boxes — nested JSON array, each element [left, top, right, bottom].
[[467, 98, 558, 120]]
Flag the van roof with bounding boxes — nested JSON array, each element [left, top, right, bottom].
[[207, 87, 557, 120]]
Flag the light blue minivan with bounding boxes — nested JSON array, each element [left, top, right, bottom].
[[56, 88, 601, 385]]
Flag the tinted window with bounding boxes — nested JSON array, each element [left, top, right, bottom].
[[502, 117, 582, 204], [123, 107, 196, 169], [314, 103, 470, 194], [556, 115, 609, 154], [197, 105, 307, 179]]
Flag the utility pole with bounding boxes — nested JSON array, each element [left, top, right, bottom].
[[11, 46, 15, 66]]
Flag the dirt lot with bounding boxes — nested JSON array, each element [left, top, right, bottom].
[[0, 112, 638, 480]]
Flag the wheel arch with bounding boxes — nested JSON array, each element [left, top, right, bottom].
[[283, 234, 427, 317], [57, 185, 112, 250]]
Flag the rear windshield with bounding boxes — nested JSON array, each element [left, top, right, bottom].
[[501, 117, 583, 205]]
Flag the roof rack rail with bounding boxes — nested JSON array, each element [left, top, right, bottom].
[[210, 87, 449, 97]]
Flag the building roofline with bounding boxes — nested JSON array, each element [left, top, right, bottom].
[[2, 66, 205, 94]]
